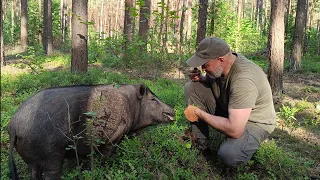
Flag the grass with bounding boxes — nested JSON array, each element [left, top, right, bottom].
[[1, 51, 319, 179]]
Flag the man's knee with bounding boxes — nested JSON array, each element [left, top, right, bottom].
[[217, 142, 251, 168], [218, 147, 241, 168]]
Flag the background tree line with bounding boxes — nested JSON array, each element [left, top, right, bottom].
[[0, 0, 320, 95]]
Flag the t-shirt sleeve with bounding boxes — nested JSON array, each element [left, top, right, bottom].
[[228, 78, 258, 109]]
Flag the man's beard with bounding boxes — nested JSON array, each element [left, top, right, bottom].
[[207, 65, 223, 79]]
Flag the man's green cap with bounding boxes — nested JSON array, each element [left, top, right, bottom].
[[186, 37, 230, 67]]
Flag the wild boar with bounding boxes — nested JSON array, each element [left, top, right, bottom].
[[8, 83, 175, 179]]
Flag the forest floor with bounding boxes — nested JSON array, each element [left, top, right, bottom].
[[2, 52, 320, 178]]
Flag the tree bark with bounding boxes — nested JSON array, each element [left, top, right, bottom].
[[21, 0, 28, 51], [43, 0, 53, 55], [309, 0, 314, 28], [11, 0, 15, 42], [208, 0, 216, 36], [285, 0, 291, 35], [289, 0, 307, 71], [60, 0, 64, 42], [318, 19, 320, 56], [251, 0, 255, 21], [303, 0, 309, 55], [263, 0, 268, 32], [159, 0, 165, 46], [164, 0, 169, 49], [138, 0, 151, 51], [123, 0, 134, 65], [185, 0, 192, 41], [1, 0, 5, 66], [258, 0, 263, 30], [236, 0, 242, 51], [267, 0, 285, 96], [180, 0, 186, 50], [99, 0, 104, 39], [196, 0, 208, 46], [71, 0, 88, 73], [38, 0, 43, 44]]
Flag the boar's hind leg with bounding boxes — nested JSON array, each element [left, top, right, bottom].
[[30, 164, 42, 180], [42, 159, 64, 180]]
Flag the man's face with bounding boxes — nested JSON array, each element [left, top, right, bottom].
[[201, 58, 223, 78]]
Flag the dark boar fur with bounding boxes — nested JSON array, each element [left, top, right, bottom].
[[8, 83, 175, 179]]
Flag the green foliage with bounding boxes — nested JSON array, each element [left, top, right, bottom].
[[3, 0, 61, 45], [300, 54, 320, 74], [254, 140, 312, 179], [207, 1, 267, 54], [306, 28, 320, 55], [277, 105, 299, 133], [3, 2, 20, 44]]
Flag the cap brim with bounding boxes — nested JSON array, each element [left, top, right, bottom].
[[186, 54, 211, 67]]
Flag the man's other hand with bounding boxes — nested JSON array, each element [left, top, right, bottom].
[[184, 105, 199, 122]]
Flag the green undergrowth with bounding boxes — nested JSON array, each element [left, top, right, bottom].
[[1, 55, 319, 179]]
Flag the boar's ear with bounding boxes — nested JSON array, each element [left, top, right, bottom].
[[137, 83, 147, 100]]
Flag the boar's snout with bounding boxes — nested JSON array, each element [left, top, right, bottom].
[[162, 107, 175, 122]]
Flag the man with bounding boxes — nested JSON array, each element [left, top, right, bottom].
[[183, 37, 276, 167]]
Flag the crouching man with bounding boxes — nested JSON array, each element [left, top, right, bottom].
[[183, 37, 276, 167]]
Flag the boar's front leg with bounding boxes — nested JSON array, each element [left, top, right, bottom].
[[30, 164, 42, 180], [41, 154, 65, 180]]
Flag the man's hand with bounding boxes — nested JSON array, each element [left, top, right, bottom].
[[184, 105, 199, 122], [187, 67, 209, 83], [187, 68, 202, 82]]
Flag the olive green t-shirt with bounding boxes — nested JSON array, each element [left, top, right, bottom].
[[211, 53, 276, 134]]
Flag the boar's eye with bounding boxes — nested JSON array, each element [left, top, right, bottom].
[[151, 97, 160, 104]]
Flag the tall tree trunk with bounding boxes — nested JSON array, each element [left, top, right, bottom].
[[44, 0, 53, 55], [251, 0, 255, 21], [289, 0, 307, 71], [180, 0, 186, 50], [285, 0, 291, 35], [258, 0, 263, 30], [21, 0, 28, 51], [71, 0, 88, 73], [123, 0, 134, 66], [196, 0, 208, 46], [68, 1, 72, 39], [115, 0, 122, 35], [263, 0, 268, 32], [208, 0, 216, 36], [267, 0, 285, 96], [303, 0, 309, 55], [236, 0, 242, 51], [1, 0, 5, 66], [131, 0, 137, 38], [255, 0, 260, 27], [186, 0, 192, 41], [159, 0, 165, 46], [255, 0, 263, 30], [11, 0, 15, 43], [309, 0, 314, 28], [164, 0, 169, 49], [138, 0, 151, 51], [60, 0, 64, 42], [38, 0, 43, 44], [99, 0, 104, 39], [318, 19, 320, 56]]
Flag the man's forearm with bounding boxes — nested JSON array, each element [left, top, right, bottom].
[[195, 109, 244, 138]]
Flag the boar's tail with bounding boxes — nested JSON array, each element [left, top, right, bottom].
[[9, 130, 19, 180]]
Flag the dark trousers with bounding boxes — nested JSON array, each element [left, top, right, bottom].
[[184, 81, 269, 167]]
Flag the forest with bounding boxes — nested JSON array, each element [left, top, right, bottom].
[[1, 0, 320, 179]]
